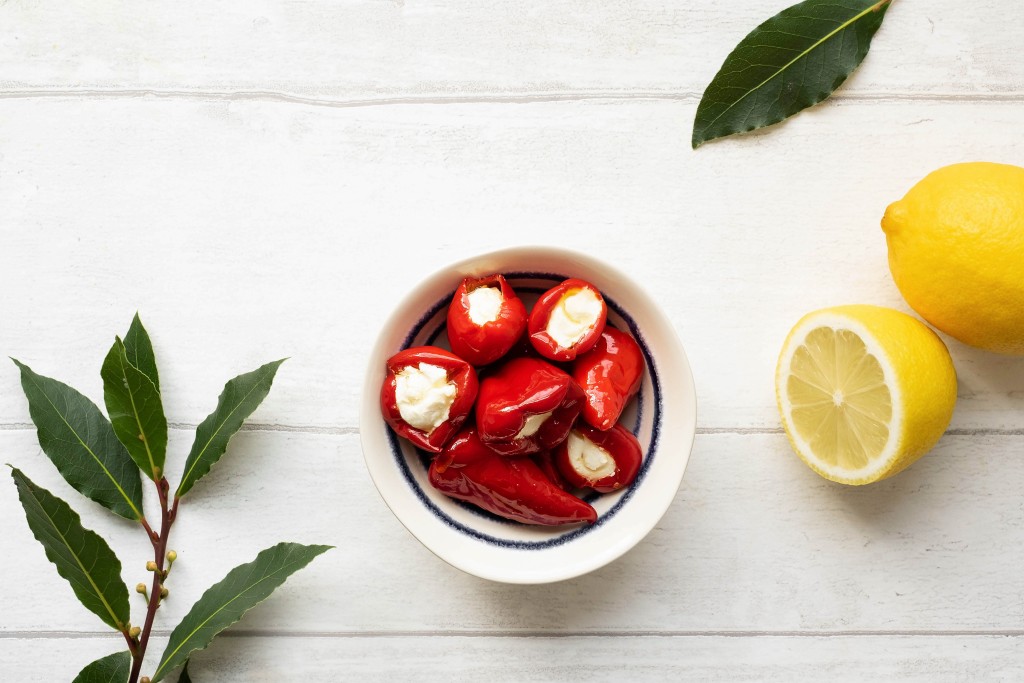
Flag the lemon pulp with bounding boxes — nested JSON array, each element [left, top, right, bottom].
[[787, 327, 892, 472]]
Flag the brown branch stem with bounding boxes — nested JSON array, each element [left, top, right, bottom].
[[139, 517, 159, 544], [128, 478, 175, 683], [121, 627, 139, 659]]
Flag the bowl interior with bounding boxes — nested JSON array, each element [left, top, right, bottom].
[[360, 247, 696, 583]]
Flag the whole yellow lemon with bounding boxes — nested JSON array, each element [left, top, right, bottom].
[[882, 162, 1024, 355]]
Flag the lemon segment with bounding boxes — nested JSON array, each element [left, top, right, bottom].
[[776, 305, 957, 485]]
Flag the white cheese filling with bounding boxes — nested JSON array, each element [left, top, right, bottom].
[[395, 363, 458, 433], [567, 431, 616, 482], [546, 287, 601, 348], [466, 286, 504, 326], [515, 411, 552, 439]]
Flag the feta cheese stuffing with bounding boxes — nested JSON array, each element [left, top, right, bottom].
[[395, 363, 458, 433], [546, 288, 602, 348], [516, 411, 553, 439], [466, 286, 504, 326], [566, 430, 617, 482]]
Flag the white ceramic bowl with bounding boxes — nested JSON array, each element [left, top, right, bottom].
[[360, 246, 696, 583]]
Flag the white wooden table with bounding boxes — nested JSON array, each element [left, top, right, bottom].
[[2, 1, 1023, 680]]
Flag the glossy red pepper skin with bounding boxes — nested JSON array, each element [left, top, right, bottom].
[[447, 274, 528, 366], [572, 327, 645, 431], [554, 423, 642, 493], [380, 346, 479, 453], [430, 428, 597, 526], [476, 357, 585, 456], [532, 450, 570, 491], [501, 327, 543, 362], [527, 278, 608, 362]]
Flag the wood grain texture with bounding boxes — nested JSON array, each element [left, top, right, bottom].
[[2, 1, 1022, 99], [3, 3, 1023, 677], [3, 634, 1023, 682], [1, 98, 1022, 431], [3, 429, 1023, 634]]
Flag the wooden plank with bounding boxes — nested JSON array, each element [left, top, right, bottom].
[[3, 634, 1022, 682], [2, 429, 1023, 633], [2, 1, 1021, 99], [1, 98, 1022, 431]]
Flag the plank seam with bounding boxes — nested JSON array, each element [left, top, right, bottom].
[[1, 88, 1024, 108], [5, 629, 1024, 639], [0, 422, 360, 436], [1, 423, 1021, 436]]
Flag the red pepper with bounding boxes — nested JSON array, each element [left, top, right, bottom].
[[380, 346, 478, 453], [572, 327, 645, 431], [499, 327, 544, 363], [554, 423, 642, 493], [532, 450, 570, 491], [476, 357, 585, 456], [446, 274, 528, 366], [527, 278, 608, 362], [430, 428, 597, 526]]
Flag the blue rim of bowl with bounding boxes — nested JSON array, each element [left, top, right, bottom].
[[385, 272, 663, 550]]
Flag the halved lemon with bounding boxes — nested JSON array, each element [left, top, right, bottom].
[[775, 305, 957, 485]]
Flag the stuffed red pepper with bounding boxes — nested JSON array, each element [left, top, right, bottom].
[[446, 274, 528, 366], [572, 327, 645, 430], [430, 428, 597, 525], [380, 346, 478, 453], [554, 423, 642, 493], [475, 357, 584, 456], [527, 278, 607, 362]]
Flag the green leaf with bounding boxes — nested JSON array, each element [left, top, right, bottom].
[[152, 542, 331, 681], [72, 651, 132, 683], [11, 468, 131, 632], [124, 313, 161, 390], [176, 359, 286, 498], [179, 662, 193, 683], [692, 0, 892, 148], [102, 337, 168, 479], [12, 359, 144, 520]]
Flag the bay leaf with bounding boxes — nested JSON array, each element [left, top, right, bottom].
[[102, 337, 168, 479], [72, 651, 132, 683], [152, 542, 331, 681], [176, 359, 286, 498], [11, 468, 131, 632], [692, 0, 892, 148], [124, 313, 160, 390], [13, 359, 143, 520]]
